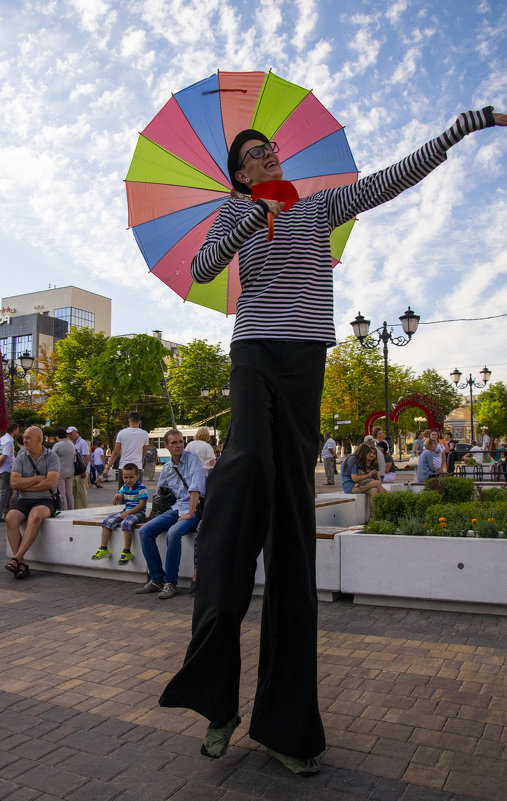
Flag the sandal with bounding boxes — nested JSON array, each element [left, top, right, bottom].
[[5, 558, 20, 576], [15, 563, 30, 579]]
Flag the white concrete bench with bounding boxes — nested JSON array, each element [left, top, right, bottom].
[[8, 507, 194, 585], [8, 505, 350, 600], [315, 492, 368, 525]]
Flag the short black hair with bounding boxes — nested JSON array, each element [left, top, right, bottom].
[[128, 412, 141, 422], [55, 427, 68, 439], [122, 463, 139, 475], [227, 129, 269, 193], [7, 422, 19, 434]]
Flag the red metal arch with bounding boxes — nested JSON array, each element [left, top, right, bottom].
[[364, 393, 444, 435]]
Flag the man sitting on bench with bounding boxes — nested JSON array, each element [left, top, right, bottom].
[[5, 426, 59, 580]]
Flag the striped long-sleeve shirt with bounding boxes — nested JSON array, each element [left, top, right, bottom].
[[191, 108, 495, 346]]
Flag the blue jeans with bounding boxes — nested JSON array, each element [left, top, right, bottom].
[[138, 509, 198, 584]]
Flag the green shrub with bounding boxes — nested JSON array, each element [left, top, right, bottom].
[[414, 490, 441, 518], [423, 503, 469, 536], [424, 476, 476, 503], [371, 491, 418, 523], [478, 487, 507, 503], [364, 519, 397, 535], [397, 517, 428, 536], [475, 518, 501, 538]]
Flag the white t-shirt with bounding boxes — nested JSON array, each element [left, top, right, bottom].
[[0, 433, 15, 474], [116, 427, 149, 469], [432, 441, 445, 470], [321, 438, 336, 460], [92, 447, 104, 466], [185, 440, 216, 471], [470, 445, 484, 464]]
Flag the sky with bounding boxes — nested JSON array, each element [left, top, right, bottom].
[[1, 0, 506, 392]]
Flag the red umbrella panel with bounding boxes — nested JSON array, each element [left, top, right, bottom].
[[125, 70, 358, 315]]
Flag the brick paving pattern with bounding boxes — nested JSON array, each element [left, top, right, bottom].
[[0, 466, 505, 801]]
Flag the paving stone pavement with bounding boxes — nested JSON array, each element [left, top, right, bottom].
[[1, 470, 506, 801]]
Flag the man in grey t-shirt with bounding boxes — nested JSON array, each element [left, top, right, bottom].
[[5, 426, 59, 579]]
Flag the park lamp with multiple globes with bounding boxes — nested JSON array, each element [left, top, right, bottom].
[[2, 350, 35, 413], [449, 366, 491, 443], [200, 384, 230, 438], [350, 307, 420, 446]]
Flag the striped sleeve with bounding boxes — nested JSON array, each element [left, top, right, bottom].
[[437, 106, 495, 151], [323, 107, 496, 230], [191, 202, 268, 284]]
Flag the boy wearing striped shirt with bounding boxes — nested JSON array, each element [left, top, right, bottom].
[[91, 463, 148, 565]]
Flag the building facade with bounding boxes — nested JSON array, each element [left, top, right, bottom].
[[0, 313, 68, 363], [1, 286, 112, 363], [2, 286, 111, 338]]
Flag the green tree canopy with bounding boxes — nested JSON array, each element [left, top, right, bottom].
[[167, 339, 231, 425], [41, 329, 173, 443], [474, 381, 507, 438], [408, 369, 460, 418], [321, 337, 413, 443]]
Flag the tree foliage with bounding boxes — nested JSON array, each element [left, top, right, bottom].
[[474, 382, 507, 437], [408, 369, 460, 417], [321, 340, 460, 445], [88, 335, 170, 411], [167, 339, 231, 424], [9, 407, 47, 429], [41, 329, 173, 443], [321, 337, 413, 443]]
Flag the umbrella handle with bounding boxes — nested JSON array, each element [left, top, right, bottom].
[[266, 211, 274, 241]]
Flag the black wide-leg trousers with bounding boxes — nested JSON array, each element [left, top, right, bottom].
[[159, 339, 327, 758]]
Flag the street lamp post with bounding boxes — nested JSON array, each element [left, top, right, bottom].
[[2, 350, 35, 413], [200, 384, 231, 438], [449, 367, 491, 443], [350, 307, 420, 447]]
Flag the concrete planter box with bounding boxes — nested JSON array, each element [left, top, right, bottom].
[[341, 532, 507, 608]]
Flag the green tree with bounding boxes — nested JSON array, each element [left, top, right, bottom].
[[10, 407, 47, 430], [167, 339, 231, 424], [475, 382, 507, 437], [87, 334, 173, 437], [42, 330, 174, 443], [321, 337, 413, 445], [42, 328, 112, 440], [408, 368, 460, 418]]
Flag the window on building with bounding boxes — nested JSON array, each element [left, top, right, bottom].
[[13, 335, 33, 359], [54, 307, 95, 331], [0, 337, 10, 360]]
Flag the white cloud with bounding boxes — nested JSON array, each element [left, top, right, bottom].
[[65, 0, 112, 33], [386, 0, 408, 25], [0, 0, 506, 381], [293, 0, 318, 50], [390, 46, 421, 84]]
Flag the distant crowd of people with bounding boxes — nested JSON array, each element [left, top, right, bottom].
[[1, 414, 221, 590], [320, 425, 507, 494]]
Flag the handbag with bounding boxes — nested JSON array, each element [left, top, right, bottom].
[[148, 486, 177, 519], [27, 452, 62, 516], [408, 455, 419, 467], [74, 450, 86, 476], [172, 464, 205, 519]]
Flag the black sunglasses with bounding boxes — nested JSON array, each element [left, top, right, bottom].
[[238, 141, 279, 169]]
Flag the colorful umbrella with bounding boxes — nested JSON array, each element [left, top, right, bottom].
[[125, 70, 358, 315]]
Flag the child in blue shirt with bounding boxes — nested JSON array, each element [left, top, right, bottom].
[[91, 463, 148, 565]]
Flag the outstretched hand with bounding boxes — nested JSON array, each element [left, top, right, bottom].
[[492, 110, 507, 126]]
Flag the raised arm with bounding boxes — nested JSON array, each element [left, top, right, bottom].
[[325, 107, 501, 229]]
